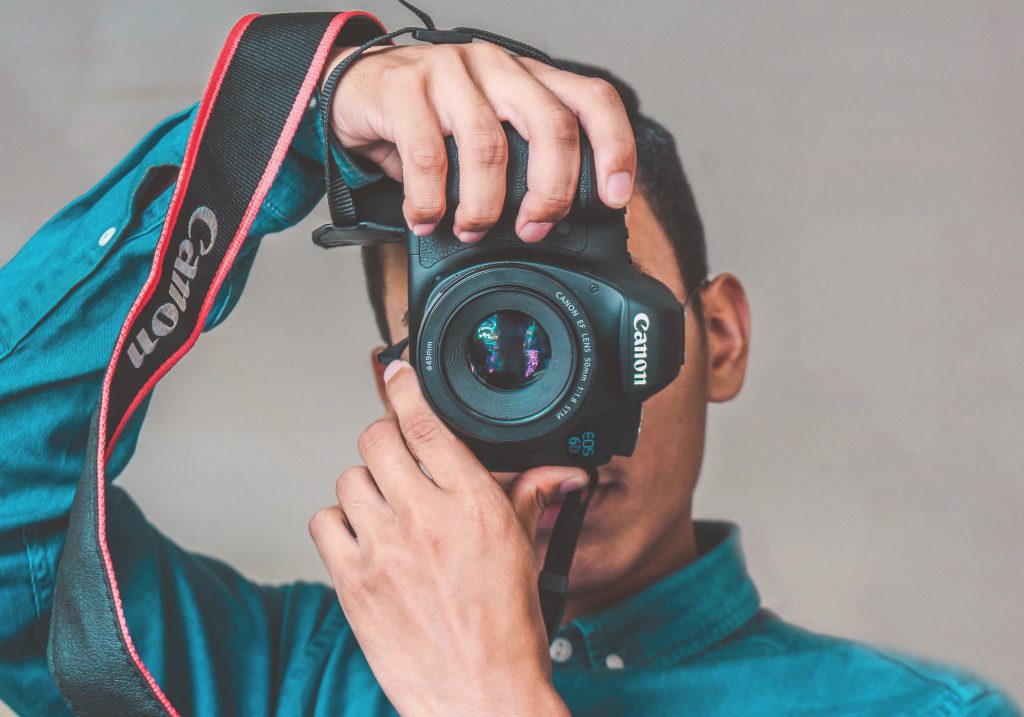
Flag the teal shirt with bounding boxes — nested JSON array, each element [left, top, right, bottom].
[[0, 101, 1018, 717]]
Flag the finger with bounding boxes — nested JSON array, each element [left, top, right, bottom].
[[385, 79, 448, 236], [357, 417, 438, 510], [308, 505, 359, 578], [335, 466, 393, 541], [429, 49, 508, 243], [507, 466, 589, 543], [381, 359, 486, 489], [517, 59, 636, 210], [467, 49, 580, 243]]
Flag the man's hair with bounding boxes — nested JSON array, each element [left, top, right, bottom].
[[361, 57, 708, 344]]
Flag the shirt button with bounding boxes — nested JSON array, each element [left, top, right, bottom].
[[549, 636, 573, 663], [98, 226, 117, 247], [605, 653, 625, 669]]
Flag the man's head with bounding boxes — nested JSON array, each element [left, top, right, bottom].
[[362, 58, 750, 612]]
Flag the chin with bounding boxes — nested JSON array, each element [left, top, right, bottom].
[[564, 532, 637, 600], [534, 479, 637, 599]]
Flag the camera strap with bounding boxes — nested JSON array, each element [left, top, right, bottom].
[[47, 12, 389, 716], [48, 5, 594, 715]]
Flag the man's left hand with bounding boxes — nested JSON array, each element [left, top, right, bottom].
[[309, 360, 586, 717]]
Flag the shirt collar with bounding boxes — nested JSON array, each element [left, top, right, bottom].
[[556, 521, 760, 670]]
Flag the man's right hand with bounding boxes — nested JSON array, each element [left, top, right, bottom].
[[322, 41, 636, 244]]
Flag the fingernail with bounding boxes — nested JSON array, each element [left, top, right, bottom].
[[457, 229, 486, 243], [606, 171, 633, 207], [383, 359, 406, 384], [558, 475, 588, 494], [518, 221, 553, 243], [411, 222, 437, 237]]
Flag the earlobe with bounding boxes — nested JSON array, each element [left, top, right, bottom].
[[701, 274, 751, 403]]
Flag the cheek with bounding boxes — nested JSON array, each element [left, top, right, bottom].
[[633, 362, 707, 466]]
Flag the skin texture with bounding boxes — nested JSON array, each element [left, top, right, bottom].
[[308, 42, 751, 716]]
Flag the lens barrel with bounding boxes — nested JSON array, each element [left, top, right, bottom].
[[416, 265, 596, 443]]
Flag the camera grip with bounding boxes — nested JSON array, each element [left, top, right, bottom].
[[414, 122, 621, 268]]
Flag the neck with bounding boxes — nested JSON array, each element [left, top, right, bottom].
[[561, 515, 699, 623]]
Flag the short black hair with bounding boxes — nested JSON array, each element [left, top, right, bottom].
[[361, 56, 708, 344]]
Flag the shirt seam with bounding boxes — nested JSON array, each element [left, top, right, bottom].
[[21, 527, 45, 627], [866, 647, 982, 714], [276, 600, 348, 705]]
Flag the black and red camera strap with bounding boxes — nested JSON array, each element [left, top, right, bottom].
[[47, 12, 389, 716], [48, 7, 595, 715]]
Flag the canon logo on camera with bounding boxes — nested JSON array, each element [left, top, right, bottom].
[[632, 312, 650, 386]]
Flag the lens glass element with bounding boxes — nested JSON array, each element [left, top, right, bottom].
[[466, 310, 552, 390]]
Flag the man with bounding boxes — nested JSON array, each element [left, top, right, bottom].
[[0, 30, 1016, 717]]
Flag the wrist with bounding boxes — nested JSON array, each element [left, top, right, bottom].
[[462, 674, 569, 717], [319, 46, 359, 93], [319, 44, 389, 154]]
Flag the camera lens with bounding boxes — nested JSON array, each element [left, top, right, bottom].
[[466, 310, 552, 390]]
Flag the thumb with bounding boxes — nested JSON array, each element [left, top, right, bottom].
[[508, 466, 590, 543]]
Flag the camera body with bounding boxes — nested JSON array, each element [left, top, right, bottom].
[[405, 126, 685, 471]]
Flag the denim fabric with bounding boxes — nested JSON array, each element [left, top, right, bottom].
[[0, 100, 1017, 716]]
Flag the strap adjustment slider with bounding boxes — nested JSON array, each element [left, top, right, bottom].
[[412, 28, 474, 44]]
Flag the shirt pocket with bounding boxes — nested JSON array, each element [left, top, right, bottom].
[[0, 162, 179, 360]]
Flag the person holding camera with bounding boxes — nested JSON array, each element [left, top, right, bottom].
[[0, 13, 1016, 717]]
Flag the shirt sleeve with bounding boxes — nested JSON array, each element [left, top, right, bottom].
[[0, 94, 384, 716], [961, 689, 1022, 717]]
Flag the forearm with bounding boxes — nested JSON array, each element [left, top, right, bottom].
[[0, 92, 376, 708]]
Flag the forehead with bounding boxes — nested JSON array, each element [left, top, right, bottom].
[[377, 192, 685, 338]]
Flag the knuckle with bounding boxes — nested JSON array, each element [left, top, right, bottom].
[[456, 203, 502, 229], [429, 42, 465, 66], [308, 508, 332, 539], [464, 126, 507, 168], [529, 186, 576, 217], [544, 105, 579, 145], [335, 466, 364, 498], [357, 419, 397, 458], [584, 76, 623, 107], [404, 195, 446, 221], [402, 410, 444, 446], [470, 40, 508, 63], [405, 142, 447, 177]]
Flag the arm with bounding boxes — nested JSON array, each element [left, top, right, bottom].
[[0, 94, 382, 716], [308, 41, 639, 716]]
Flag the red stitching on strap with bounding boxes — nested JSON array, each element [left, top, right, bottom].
[[92, 11, 387, 714]]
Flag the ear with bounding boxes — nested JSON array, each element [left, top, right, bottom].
[[370, 346, 392, 410], [700, 273, 751, 403]]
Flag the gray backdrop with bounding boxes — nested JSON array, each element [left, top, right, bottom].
[[2, 1, 1021, 712]]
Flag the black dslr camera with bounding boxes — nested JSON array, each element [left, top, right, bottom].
[[315, 126, 686, 472]]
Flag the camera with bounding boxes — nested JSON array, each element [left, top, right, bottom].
[[316, 125, 686, 472]]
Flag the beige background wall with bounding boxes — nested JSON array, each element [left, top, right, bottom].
[[2, 1, 1021, 712]]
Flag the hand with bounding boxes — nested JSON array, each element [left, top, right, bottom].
[[322, 41, 636, 243], [309, 360, 586, 717]]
